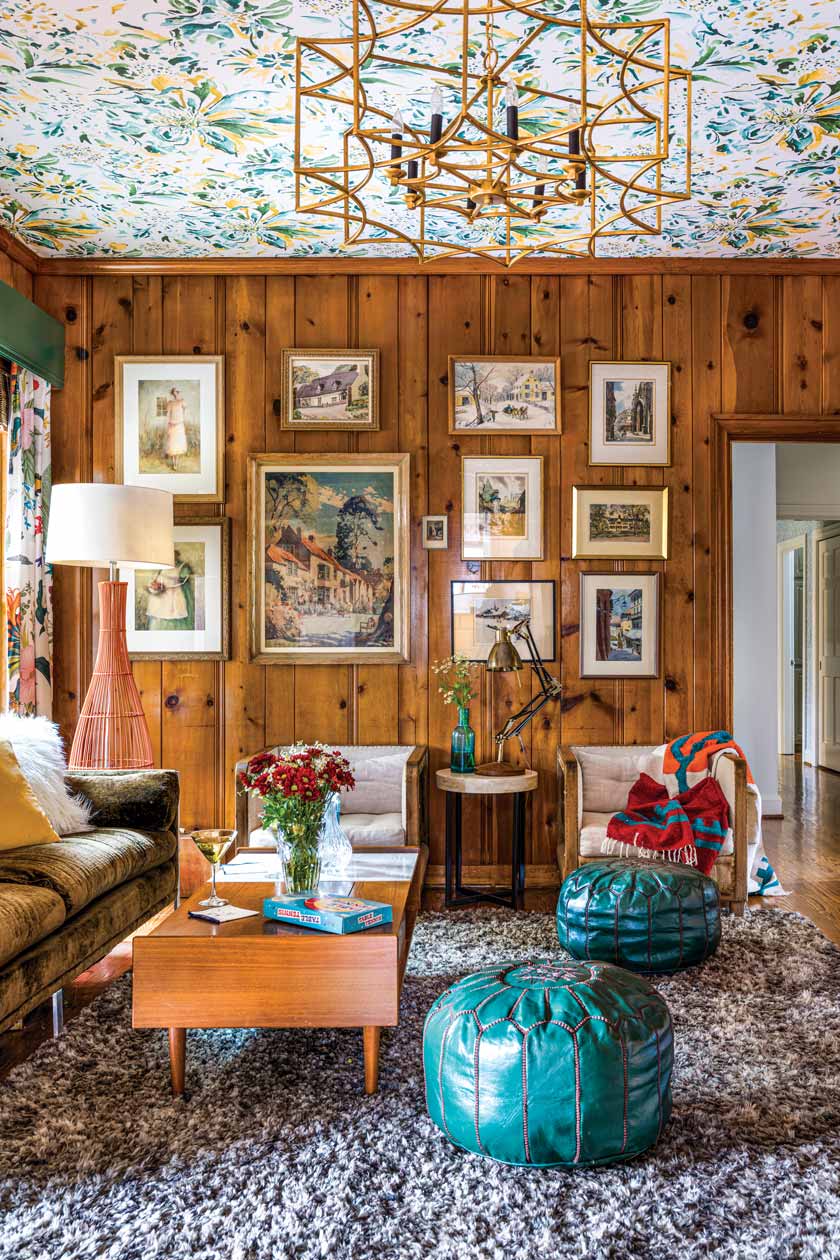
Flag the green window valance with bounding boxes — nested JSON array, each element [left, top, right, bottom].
[[0, 280, 64, 388]]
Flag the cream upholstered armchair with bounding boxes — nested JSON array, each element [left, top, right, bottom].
[[557, 745, 750, 914], [235, 744, 428, 852]]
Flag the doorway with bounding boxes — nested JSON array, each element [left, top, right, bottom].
[[816, 529, 840, 773], [778, 536, 805, 756]]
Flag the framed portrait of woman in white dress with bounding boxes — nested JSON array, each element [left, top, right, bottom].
[[122, 518, 230, 660], [115, 355, 224, 502]]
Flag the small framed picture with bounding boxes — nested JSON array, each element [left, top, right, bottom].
[[123, 518, 230, 660], [573, 486, 669, 560], [589, 361, 670, 466], [422, 515, 448, 550], [115, 355, 224, 502], [280, 349, 380, 430], [461, 455, 543, 561], [449, 356, 561, 434], [579, 572, 660, 678], [451, 580, 555, 662]]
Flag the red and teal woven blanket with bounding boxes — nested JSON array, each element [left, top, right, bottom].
[[604, 773, 731, 875]]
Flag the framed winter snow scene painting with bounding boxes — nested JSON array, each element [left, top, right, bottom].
[[588, 361, 670, 467], [579, 572, 660, 678], [115, 355, 224, 502], [248, 453, 410, 664], [280, 349, 380, 431], [449, 356, 561, 434]]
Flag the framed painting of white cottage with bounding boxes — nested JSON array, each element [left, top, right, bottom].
[[248, 452, 410, 664], [449, 355, 560, 434], [280, 349, 380, 431]]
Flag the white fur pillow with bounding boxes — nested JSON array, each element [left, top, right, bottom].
[[0, 713, 93, 835]]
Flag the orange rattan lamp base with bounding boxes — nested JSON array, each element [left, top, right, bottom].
[[68, 579, 154, 771]]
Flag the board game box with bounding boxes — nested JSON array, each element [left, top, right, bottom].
[[263, 892, 393, 934]]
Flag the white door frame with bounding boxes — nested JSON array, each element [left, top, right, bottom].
[[811, 523, 840, 768], [777, 535, 806, 756]]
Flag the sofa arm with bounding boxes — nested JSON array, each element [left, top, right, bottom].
[[66, 770, 180, 838], [557, 747, 582, 880]]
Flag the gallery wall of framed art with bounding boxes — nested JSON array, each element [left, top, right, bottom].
[[46, 268, 755, 875]]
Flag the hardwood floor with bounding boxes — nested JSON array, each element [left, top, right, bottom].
[[756, 757, 840, 944], [1, 761, 838, 1081]]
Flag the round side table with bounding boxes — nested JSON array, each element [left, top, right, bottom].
[[436, 768, 539, 910]]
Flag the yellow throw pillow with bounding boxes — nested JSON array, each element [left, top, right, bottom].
[[0, 739, 61, 850]]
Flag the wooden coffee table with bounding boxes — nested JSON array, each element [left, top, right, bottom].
[[132, 847, 424, 1097]]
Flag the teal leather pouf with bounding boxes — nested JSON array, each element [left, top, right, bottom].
[[557, 859, 721, 974], [423, 960, 672, 1167]]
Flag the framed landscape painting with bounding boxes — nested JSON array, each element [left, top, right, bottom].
[[115, 355, 224, 502], [451, 580, 555, 662], [248, 453, 410, 664], [573, 486, 669, 559], [280, 349, 380, 431], [589, 361, 670, 466], [461, 455, 543, 561], [123, 518, 230, 660], [449, 356, 561, 434], [579, 572, 660, 678]]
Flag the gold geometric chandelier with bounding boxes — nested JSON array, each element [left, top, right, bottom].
[[294, 0, 692, 266]]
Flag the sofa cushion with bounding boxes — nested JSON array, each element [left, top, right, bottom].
[[0, 882, 66, 969], [0, 861, 176, 1032], [0, 827, 177, 916], [340, 812, 406, 847], [579, 811, 733, 858]]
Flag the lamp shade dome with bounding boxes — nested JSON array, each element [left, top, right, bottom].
[[47, 483, 175, 570]]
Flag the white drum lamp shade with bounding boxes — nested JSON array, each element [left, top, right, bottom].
[[46, 483, 175, 771], [47, 483, 174, 569]]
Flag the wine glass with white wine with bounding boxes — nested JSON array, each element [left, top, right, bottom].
[[191, 829, 237, 908]]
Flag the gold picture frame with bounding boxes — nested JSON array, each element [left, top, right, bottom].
[[248, 452, 410, 664], [124, 517, 230, 661], [461, 455, 544, 561], [448, 355, 561, 435], [114, 354, 225, 503], [280, 348, 380, 431], [572, 486, 669, 560], [588, 361, 671, 467]]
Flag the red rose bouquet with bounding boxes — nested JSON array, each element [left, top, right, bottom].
[[238, 743, 355, 892]]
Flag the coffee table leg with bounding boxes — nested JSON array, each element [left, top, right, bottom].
[[363, 1025, 381, 1095], [169, 1027, 186, 1097]]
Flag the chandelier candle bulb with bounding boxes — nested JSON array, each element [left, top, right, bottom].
[[430, 86, 444, 144], [504, 83, 519, 141]]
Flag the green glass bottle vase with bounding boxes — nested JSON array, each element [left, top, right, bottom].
[[450, 706, 476, 773]]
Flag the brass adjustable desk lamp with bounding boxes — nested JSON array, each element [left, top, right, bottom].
[[476, 618, 562, 776]]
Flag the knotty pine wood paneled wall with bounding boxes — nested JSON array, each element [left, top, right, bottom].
[[32, 269, 840, 892]]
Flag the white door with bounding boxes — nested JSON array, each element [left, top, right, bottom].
[[818, 535, 840, 771]]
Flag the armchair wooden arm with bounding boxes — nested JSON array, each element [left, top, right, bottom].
[[404, 745, 429, 849], [716, 751, 749, 914], [557, 746, 581, 881]]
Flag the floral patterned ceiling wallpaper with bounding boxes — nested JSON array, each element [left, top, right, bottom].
[[0, 0, 838, 258]]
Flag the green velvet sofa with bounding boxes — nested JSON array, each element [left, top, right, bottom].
[[0, 769, 179, 1035]]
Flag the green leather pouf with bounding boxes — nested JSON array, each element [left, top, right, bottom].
[[423, 960, 672, 1167], [557, 858, 721, 974]]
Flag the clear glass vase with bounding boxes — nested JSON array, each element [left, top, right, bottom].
[[319, 792, 353, 874], [450, 706, 476, 773], [273, 807, 325, 894]]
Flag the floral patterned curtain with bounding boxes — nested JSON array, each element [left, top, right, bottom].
[[4, 365, 52, 715]]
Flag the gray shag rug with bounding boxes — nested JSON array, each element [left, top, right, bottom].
[[1, 908, 839, 1260]]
